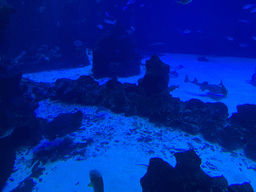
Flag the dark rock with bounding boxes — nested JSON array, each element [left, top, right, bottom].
[[228, 183, 254, 192], [51, 75, 100, 105], [0, 73, 22, 101], [232, 104, 256, 131], [43, 111, 83, 141], [21, 78, 53, 102], [98, 77, 127, 113], [0, 137, 15, 191], [217, 125, 249, 150], [181, 99, 228, 141], [244, 139, 256, 161], [140, 149, 253, 192], [138, 54, 170, 96]]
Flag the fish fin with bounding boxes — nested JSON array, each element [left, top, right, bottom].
[[87, 182, 93, 187], [192, 78, 198, 84]]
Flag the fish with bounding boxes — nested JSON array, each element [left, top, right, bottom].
[[104, 18, 116, 25], [168, 85, 179, 92], [88, 169, 104, 192], [226, 36, 234, 41], [97, 25, 103, 29], [250, 6, 256, 13], [169, 70, 178, 78], [73, 40, 83, 47], [175, 0, 192, 5], [185, 75, 228, 97], [253, 36, 256, 40], [174, 64, 184, 70], [105, 12, 109, 17], [183, 29, 191, 34], [237, 20, 250, 23], [239, 43, 248, 47], [197, 56, 209, 62], [147, 42, 164, 46], [243, 4, 256, 9]]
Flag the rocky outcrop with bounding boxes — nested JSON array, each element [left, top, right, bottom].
[[140, 150, 254, 192]]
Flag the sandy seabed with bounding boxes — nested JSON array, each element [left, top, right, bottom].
[[3, 53, 256, 192]]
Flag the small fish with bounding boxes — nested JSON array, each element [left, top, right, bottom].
[[104, 18, 116, 25], [197, 56, 209, 62], [123, 6, 127, 10], [174, 64, 184, 70], [127, 0, 135, 5], [105, 12, 109, 17], [88, 170, 104, 192], [239, 43, 248, 47], [243, 4, 256, 9], [169, 85, 179, 92], [250, 6, 256, 13], [97, 25, 103, 29], [183, 29, 191, 34], [147, 42, 164, 46], [175, 0, 192, 5], [169, 70, 178, 78], [237, 20, 250, 23], [73, 40, 83, 47], [226, 36, 234, 41]]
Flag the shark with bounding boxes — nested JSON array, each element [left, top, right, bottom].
[[185, 75, 228, 97]]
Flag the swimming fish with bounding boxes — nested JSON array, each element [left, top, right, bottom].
[[168, 85, 179, 92], [250, 6, 256, 13], [104, 18, 116, 25], [185, 75, 228, 97], [169, 70, 179, 78], [175, 0, 192, 5], [243, 4, 256, 9], [88, 169, 104, 192], [226, 36, 234, 41], [73, 40, 83, 47]]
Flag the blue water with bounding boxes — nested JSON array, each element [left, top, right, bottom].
[[1, 0, 256, 191]]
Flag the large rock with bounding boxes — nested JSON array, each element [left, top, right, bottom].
[[140, 150, 253, 192], [138, 54, 170, 96], [43, 111, 83, 141]]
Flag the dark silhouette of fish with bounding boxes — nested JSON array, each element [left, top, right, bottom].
[[246, 68, 256, 86], [88, 169, 104, 192], [197, 56, 209, 62], [168, 85, 179, 92], [185, 75, 228, 97], [169, 70, 178, 78]]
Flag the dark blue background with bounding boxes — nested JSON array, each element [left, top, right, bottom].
[[1, 0, 256, 58]]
